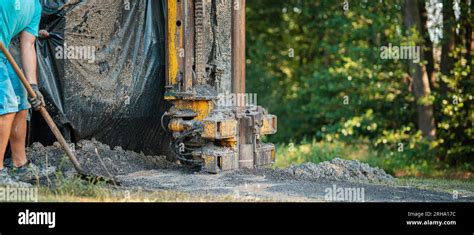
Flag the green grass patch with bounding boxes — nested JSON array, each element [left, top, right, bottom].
[[39, 187, 240, 202], [38, 171, 257, 202], [394, 178, 474, 197]]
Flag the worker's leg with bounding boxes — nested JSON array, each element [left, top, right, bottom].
[[7, 60, 31, 168], [6, 61, 54, 183], [0, 112, 31, 188], [0, 60, 20, 170], [0, 113, 15, 169], [10, 110, 28, 167], [0, 60, 37, 186]]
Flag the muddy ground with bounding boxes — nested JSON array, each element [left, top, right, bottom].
[[25, 140, 474, 202]]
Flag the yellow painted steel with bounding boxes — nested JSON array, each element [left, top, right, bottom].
[[219, 139, 237, 149], [261, 115, 277, 135], [202, 119, 237, 140], [168, 119, 188, 132], [171, 100, 214, 121], [164, 0, 277, 171], [167, 0, 179, 86]]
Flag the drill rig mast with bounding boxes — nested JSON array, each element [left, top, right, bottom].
[[164, 0, 277, 173]]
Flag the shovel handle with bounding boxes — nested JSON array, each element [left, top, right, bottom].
[[0, 42, 85, 174]]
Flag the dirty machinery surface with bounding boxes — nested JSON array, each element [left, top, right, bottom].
[[163, 0, 277, 173]]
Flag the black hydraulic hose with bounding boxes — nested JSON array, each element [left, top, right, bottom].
[[170, 127, 204, 165]]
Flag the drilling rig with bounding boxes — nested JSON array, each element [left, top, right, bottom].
[[163, 0, 277, 173]]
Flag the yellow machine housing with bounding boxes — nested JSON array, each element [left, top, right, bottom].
[[164, 0, 277, 173]]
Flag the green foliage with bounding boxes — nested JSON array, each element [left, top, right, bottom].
[[247, 0, 473, 170], [275, 140, 376, 169], [395, 178, 474, 193]]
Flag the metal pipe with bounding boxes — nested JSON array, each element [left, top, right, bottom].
[[232, 0, 252, 168], [195, 0, 205, 85], [232, 0, 245, 95], [183, 0, 194, 92]]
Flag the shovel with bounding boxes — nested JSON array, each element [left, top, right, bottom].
[[0, 42, 117, 185]]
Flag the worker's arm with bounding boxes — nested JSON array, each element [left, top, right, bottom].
[[19, 31, 38, 85], [20, 31, 44, 110]]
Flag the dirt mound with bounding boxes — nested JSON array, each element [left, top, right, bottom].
[[25, 141, 392, 185], [27, 139, 176, 178], [272, 158, 394, 184]]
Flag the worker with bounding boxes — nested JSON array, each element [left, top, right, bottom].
[[0, 0, 51, 187]]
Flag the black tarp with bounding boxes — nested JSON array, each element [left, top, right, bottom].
[[29, 0, 170, 154]]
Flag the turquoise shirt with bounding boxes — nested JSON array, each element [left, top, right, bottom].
[[0, 0, 42, 50]]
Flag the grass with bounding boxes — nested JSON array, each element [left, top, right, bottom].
[[39, 187, 239, 202], [395, 178, 474, 195], [275, 140, 474, 179], [38, 172, 259, 202], [392, 178, 474, 201], [35, 156, 266, 202]]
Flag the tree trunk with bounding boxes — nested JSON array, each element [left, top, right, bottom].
[[403, 0, 437, 139], [440, 0, 456, 95], [419, 0, 436, 88]]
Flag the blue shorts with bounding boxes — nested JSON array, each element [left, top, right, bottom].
[[0, 56, 31, 116]]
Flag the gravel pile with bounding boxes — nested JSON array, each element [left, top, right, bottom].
[[24, 140, 393, 185], [273, 158, 394, 184], [27, 139, 176, 178]]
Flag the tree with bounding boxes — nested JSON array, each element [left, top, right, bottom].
[[246, 0, 472, 165], [403, 0, 437, 139], [440, 0, 456, 95], [418, 0, 436, 88]]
